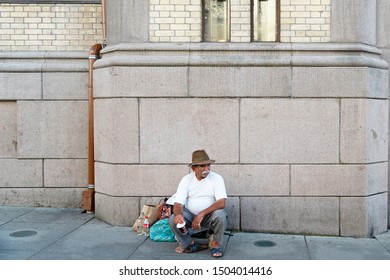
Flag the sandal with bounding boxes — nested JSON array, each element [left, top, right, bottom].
[[184, 243, 208, 253], [211, 247, 224, 258]]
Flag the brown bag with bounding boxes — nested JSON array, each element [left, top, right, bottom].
[[132, 201, 161, 232]]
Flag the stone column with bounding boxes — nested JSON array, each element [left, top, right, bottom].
[[331, 0, 376, 45], [331, 0, 389, 234], [106, 0, 149, 44], [377, 0, 390, 228], [94, 0, 152, 226]]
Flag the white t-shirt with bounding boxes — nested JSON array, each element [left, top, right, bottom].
[[174, 171, 227, 215]]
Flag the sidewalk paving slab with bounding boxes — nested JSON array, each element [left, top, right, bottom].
[[12, 207, 94, 224], [375, 231, 390, 252], [0, 206, 35, 226], [30, 219, 142, 260], [0, 220, 84, 260], [128, 233, 229, 260], [223, 232, 310, 260], [305, 235, 390, 260]]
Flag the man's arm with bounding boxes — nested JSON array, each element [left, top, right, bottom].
[[172, 202, 185, 225], [192, 198, 226, 230]]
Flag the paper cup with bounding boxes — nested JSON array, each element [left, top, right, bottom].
[[176, 222, 188, 235]]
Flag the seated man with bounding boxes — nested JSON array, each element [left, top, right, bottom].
[[169, 149, 228, 258]]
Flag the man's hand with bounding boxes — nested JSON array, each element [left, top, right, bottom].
[[192, 213, 204, 230], [173, 214, 185, 225]]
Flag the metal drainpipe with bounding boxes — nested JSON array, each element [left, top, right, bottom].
[[82, 43, 102, 213], [82, 0, 106, 212]]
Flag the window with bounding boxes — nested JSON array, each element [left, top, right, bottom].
[[203, 0, 230, 42], [202, 0, 279, 43], [252, 0, 279, 42]]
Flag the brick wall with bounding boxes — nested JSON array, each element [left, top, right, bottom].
[[0, 3, 102, 51], [149, 0, 331, 43], [231, 0, 251, 43], [280, 0, 331, 43], [150, 0, 202, 43]]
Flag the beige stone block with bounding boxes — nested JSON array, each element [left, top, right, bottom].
[[0, 188, 83, 208], [33, 188, 83, 208], [17, 101, 88, 158], [340, 99, 388, 163], [388, 191, 390, 227], [95, 193, 139, 227], [43, 72, 88, 100], [140, 98, 239, 163], [189, 67, 291, 97], [225, 196, 240, 231], [0, 102, 17, 157], [241, 197, 339, 235], [382, 49, 390, 68], [93, 67, 188, 98], [0, 72, 41, 100], [212, 165, 290, 196], [291, 163, 388, 196], [292, 67, 388, 98], [44, 159, 87, 187], [367, 68, 389, 99], [386, 49, 390, 229], [377, 0, 390, 47], [94, 98, 139, 163], [240, 99, 339, 163], [0, 159, 42, 187], [340, 193, 388, 237], [0, 189, 36, 207], [95, 162, 188, 196], [106, 0, 149, 44], [331, 0, 376, 44]]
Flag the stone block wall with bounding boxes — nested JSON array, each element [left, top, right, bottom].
[[0, 0, 388, 238], [0, 52, 90, 207], [93, 41, 388, 237]]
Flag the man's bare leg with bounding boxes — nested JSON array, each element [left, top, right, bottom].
[[175, 246, 185, 253], [210, 240, 223, 257]]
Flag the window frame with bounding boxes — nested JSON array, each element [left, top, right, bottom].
[[201, 0, 231, 43], [250, 0, 280, 42]]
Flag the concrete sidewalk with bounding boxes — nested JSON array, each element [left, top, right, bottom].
[[1, 206, 390, 260]]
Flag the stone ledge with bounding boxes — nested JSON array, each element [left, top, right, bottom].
[[0, 51, 89, 72], [95, 43, 388, 69]]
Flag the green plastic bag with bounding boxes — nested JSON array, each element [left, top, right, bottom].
[[150, 218, 176, 242]]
